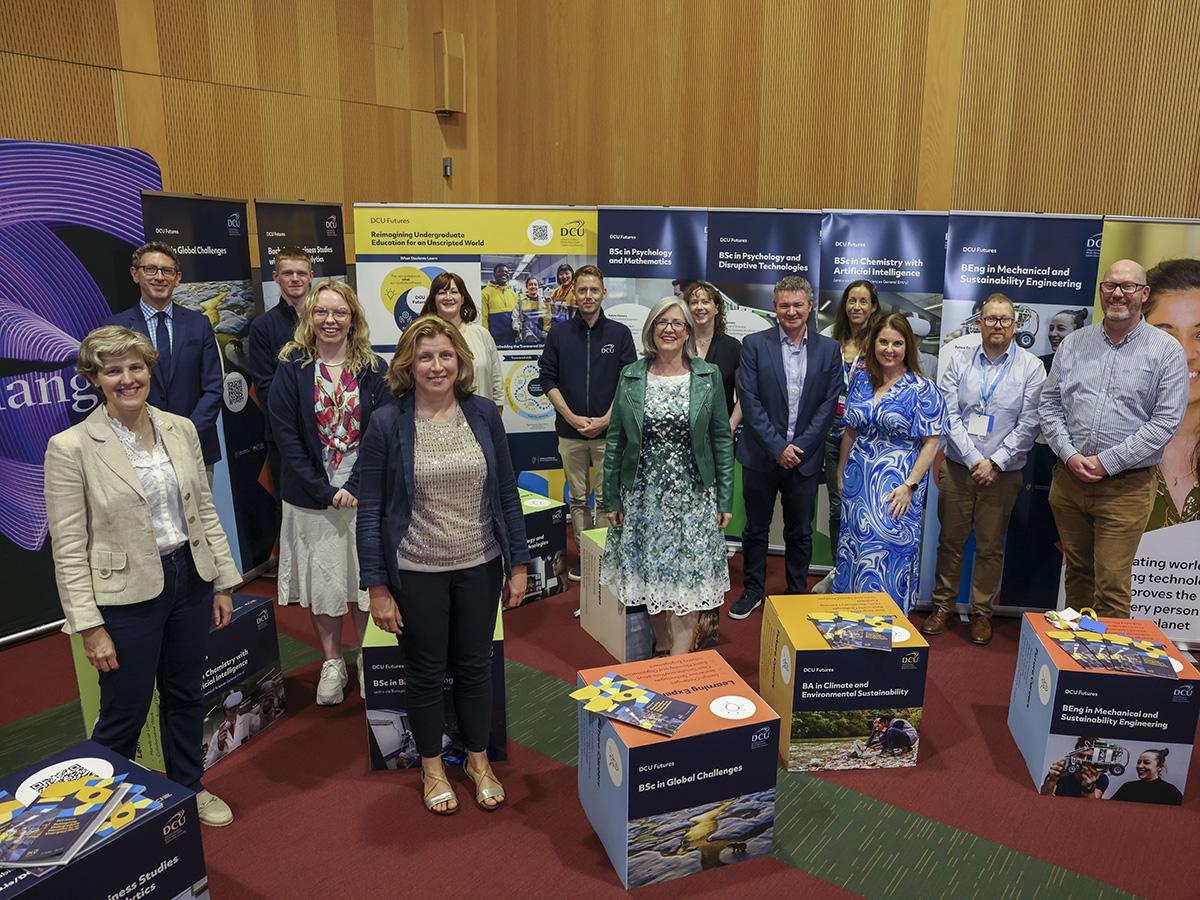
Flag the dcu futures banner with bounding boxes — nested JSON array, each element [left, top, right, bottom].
[[140, 193, 275, 573], [1095, 218, 1200, 644], [928, 212, 1103, 613], [254, 200, 347, 309], [354, 204, 598, 469], [0, 139, 162, 640]]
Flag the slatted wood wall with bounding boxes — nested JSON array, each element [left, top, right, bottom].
[[1, 0, 1197, 263]]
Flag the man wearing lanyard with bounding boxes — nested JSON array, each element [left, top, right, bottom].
[[925, 294, 1045, 644], [1040, 259, 1188, 618]]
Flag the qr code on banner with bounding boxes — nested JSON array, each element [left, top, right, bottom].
[[527, 219, 553, 247], [223, 372, 248, 413]]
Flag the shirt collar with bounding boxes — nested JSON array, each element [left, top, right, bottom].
[[140, 299, 174, 320], [1102, 316, 1144, 348], [975, 343, 1013, 365], [780, 328, 807, 349]]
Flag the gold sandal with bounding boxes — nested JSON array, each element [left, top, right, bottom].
[[421, 770, 458, 815], [464, 762, 505, 811]]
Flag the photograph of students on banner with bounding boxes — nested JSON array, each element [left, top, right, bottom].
[[1042, 308, 1090, 372], [1144, 258, 1200, 529], [480, 255, 591, 351]]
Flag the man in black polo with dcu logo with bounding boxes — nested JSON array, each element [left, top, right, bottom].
[[539, 264, 636, 580]]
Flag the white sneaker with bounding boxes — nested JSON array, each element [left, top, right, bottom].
[[316, 658, 348, 706], [357, 648, 365, 700], [196, 789, 233, 827], [812, 571, 835, 594]]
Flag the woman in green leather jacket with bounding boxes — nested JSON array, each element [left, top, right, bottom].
[[600, 296, 735, 655]]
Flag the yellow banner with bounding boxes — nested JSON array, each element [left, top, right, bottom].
[[354, 206, 597, 255]]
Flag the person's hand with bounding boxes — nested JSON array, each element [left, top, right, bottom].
[[838, 471, 845, 494], [504, 565, 528, 609], [1066, 453, 1103, 483], [213, 591, 233, 630], [1083, 455, 1108, 478], [577, 417, 605, 438], [369, 585, 403, 634], [606, 510, 624, 529], [1079, 763, 1100, 791], [776, 444, 802, 469], [885, 484, 914, 519], [332, 488, 358, 508], [717, 512, 732, 530], [969, 459, 995, 485], [82, 625, 119, 672], [1040, 759, 1065, 794]]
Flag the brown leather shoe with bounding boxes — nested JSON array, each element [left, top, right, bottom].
[[922, 608, 955, 635], [969, 616, 993, 645]]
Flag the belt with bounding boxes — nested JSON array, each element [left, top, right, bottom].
[[1109, 465, 1153, 478]]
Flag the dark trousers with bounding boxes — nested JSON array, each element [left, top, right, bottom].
[[395, 558, 503, 759], [741, 465, 819, 597], [92, 546, 212, 791], [884, 725, 914, 752]]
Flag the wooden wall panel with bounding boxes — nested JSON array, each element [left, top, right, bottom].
[[0, 0, 120, 68], [0, 52, 119, 146]]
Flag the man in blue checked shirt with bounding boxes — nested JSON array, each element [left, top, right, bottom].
[[1039, 259, 1189, 618], [925, 294, 1045, 645]]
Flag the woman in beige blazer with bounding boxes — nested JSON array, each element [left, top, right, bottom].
[[44, 326, 242, 827]]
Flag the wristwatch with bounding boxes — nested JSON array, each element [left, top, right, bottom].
[[906, 481, 919, 492]]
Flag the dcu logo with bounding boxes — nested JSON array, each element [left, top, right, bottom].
[[560, 219, 587, 237], [162, 810, 186, 837], [1085, 232, 1102, 258], [1173, 683, 1194, 702], [227, 212, 242, 231], [326, 214, 339, 233], [750, 726, 772, 750], [257, 610, 269, 628], [900, 651, 921, 669]]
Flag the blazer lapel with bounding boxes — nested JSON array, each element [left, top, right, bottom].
[[84, 407, 147, 500], [688, 360, 711, 438], [768, 326, 790, 417], [397, 393, 416, 501], [155, 410, 191, 478]]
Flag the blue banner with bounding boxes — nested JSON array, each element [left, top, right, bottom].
[[598, 207, 707, 282], [706, 209, 821, 321], [820, 211, 947, 294], [254, 200, 347, 310]]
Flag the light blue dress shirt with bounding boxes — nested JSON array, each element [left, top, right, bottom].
[[781, 329, 808, 442]]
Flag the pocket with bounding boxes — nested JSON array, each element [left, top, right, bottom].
[[90, 549, 129, 593]]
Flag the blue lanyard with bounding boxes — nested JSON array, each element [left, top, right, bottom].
[[977, 350, 1013, 412]]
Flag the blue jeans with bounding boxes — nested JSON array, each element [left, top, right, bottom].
[[92, 546, 212, 791]]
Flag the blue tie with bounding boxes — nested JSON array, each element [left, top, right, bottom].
[[155, 310, 173, 382]]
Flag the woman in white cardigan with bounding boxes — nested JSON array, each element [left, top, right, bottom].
[[420, 271, 505, 414]]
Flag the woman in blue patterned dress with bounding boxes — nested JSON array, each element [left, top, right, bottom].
[[833, 313, 947, 612], [601, 297, 734, 656]]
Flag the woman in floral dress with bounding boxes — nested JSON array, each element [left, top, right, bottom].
[[600, 297, 734, 656], [833, 313, 947, 612]]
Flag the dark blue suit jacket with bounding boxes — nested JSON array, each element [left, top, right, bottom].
[[247, 302, 299, 442], [355, 393, 531, 591], [267, 354, 392, 510], [104, 303, 224, 464], [736, 325, 842, 476]]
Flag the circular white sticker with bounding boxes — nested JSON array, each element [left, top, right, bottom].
[[779, 645, 792, 685], [406, 285, 430, 315], [18, 757, 114, 805], [1170, 657, 1184, 673], [222, 372, 248, 413], [710, 695, 756, 720], [523, 496, 553, 509], [893, 625, 912, 643], [605, 737, 623, 787], [1037, 664, 1052, 705], [527, 219, 553, 247]]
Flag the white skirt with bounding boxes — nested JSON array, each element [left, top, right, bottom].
[[277, 448, 370, 616]]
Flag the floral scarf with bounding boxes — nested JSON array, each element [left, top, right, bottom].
[[314, 363, 361, 474]]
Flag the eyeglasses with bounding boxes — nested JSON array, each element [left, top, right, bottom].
[[137, 264, 178, 277], [981, 316, 1015, 327], [313, 308, 350, 321], [654, 320, 688, 332], [1099, 281, 1147, 295]]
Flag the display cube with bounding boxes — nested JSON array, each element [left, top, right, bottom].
[[363, 606, 506, 770], [578, 527, 653, 662], [518, 488, 568, 603], [70, 593, 285, 774], [758, 593, 928, 772], [577, 651, 779, 889], [0, 741, 208, 900], [1008, 613, 1200, 803]]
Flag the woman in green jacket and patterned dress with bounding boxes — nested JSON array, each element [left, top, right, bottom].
[[600, 297, 735, 656]]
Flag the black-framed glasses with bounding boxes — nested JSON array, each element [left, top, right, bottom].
[[654, 319, 688, 332], [981, 315, 1015, 327], [1099, 281, 1146, 295], [138, 264, 179, 277]]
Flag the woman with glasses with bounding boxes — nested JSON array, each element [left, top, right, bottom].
[[270, 280, 393, 706], [419, 271, 504, 414], [600, 297, 734, 655]]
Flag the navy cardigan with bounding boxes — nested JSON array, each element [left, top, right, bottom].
[[355, 392, 531, 591], [267, 354, 393, 509]]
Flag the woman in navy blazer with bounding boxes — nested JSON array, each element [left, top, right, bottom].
[[357, 315, 528, 816], [269, 280, 393, 707]]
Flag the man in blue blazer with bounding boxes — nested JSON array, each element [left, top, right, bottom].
[[105, 242, 224, 474], [730, 275, 842, 619]]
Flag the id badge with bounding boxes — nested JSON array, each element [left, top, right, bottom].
[[966, 413, 993, 436]]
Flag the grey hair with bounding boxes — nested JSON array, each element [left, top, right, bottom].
[[774, 274, 814, 298], [641, 296, 697, 360]]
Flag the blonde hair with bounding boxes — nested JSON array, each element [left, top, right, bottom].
[[77, 325, 158, 381], [278, 279, 377, 373], [386, 315, 475, 397]]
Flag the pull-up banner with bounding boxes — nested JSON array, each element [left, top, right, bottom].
[[254, 200, 347, 309], [140, 193, 275, 573], [926, 212, 1103, 612], [354, 204, 597, 469]]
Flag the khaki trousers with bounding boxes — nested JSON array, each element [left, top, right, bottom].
[[1048, 465, 1155, 619], [931, 459, 1024, 619], [558, 437, 606, 541]]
